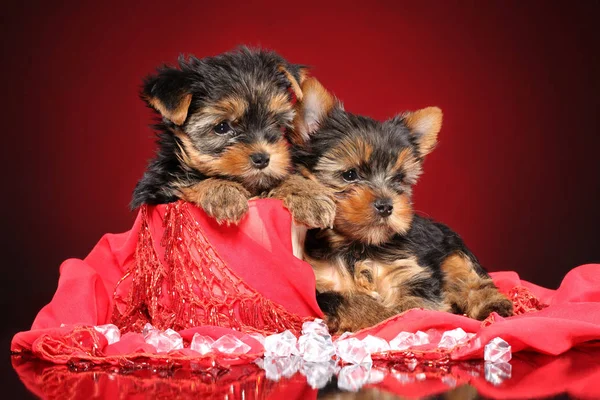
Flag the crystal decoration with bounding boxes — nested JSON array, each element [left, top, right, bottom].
[[247, 332, 265, 346], [367, 367, 386, 384], [190, 333, 214, 355], [93, 324, 121, 345], [415, 372, 427, 381], [298, 332, 336, 362], [264, 330, 298, 357], [389, 331, 428, 350], [484, 337, 512, 363], [361, 335, 390, 353], [485, 361, 512, 385], [212, 334, 251, 354], [300, 360, 337, 389], [144, 328, 184, 353], [337, 364, 371, 391], [302, 318, 330, 337], [406, 358, 418, 371], [393, 372, 413, 384], [142, 323, 157, 337], [438, 328, 469, 349], [335, 337, 372, 365], [442, 375, 457, 387], [263, 356, 301, 381]]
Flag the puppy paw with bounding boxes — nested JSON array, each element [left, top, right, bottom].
[[180, 179, 250, 225], [472, 294, 514, 321], [283, 193, 336, 229]]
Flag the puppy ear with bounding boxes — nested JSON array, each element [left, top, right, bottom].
[[278, 65, 306, 102], [294, 77, 336, 142], [401, 107, 443, 157], [142, 67, 193, 126]]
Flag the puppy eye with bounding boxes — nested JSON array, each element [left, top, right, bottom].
[[342, 169, 359, 182], [213, 121, 234, 135]]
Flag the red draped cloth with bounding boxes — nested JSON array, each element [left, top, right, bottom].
[[11, 199, 600, 367]]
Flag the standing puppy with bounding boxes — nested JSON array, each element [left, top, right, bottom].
[[131, 48, 335, 228], [294, 78, 513, 333]]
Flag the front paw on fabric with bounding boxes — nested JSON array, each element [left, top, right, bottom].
[[284, 193, 336, 229]]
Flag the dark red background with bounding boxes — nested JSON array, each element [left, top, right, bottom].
[[2, 0, 599, 364]]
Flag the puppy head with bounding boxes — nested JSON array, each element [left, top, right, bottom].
[[296, 80, 442, 245], [142, 47, 306, 194]]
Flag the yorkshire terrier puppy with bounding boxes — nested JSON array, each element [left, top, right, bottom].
[[131, 48, 335, 228], [294, 78, 514, 333]]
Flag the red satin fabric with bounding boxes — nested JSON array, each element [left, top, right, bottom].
[[11, 200, 600, 364]]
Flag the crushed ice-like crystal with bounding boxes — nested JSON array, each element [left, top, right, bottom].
[[485, 361, 512, 385], [142, 323, 157, 337], [442, 375, 457, 387], [415, 372, 427, 381], [190, 333, 214, 355], [336, 337, 372, 365], [298, 332, 335, 363], [389, 331, 427, 350], [263, 356, 301, 381], [247, 332, 265, 347], [212, 334, 251, 354], [361, 335, 390, 354], [264, 330, 297, 357], [484, 337, 512, 363], [415, 331, 430, 345], [300, 360, 337, 389], [367, 367, 386, 384], [393, 372, 413, 384], [144, 328, 183, 353], [302, 319, 330, 337], [337, 364, 371, 391], [438, 328, 469, 349], [94, 324, 121, 345], [406, 358, 418, 371]]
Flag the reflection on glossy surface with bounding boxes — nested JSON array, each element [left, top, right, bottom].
[[12, 347, 600, 399]]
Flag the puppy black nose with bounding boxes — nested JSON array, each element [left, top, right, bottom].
[[250, 152, 270, 169], [373, 198, 393, 217]]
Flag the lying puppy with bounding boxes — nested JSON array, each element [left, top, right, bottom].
[[294, 78, 514, 333], [131, 47, 335, 228]]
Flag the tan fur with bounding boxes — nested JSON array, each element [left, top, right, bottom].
[[355, 258, 449, 313], [441, 253, 513, 320], [179, 178, 250, 225], [203, 96, 249, 122], [268, 91, 294, 115], [278, 66, 304, 102], [148, 93, 192, 125], [293, 77, 336, 144], [269, 175, 336, 229], [305, 254, 357, 294], [326, 293, 398, 334], [402, 106, 443, 156], [175, 132, 291, 195]]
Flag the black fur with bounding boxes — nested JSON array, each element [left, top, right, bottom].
[[131, 47, 304, 209]]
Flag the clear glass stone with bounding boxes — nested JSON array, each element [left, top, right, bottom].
[[298, 332, 336, 363], [438, 328, 469, 349], [484, 337, 512, 363], [415, 372, 427, 381], [337, 364, 371, 391], [93, 324, 121, 345], [406, 358, 418, 371], [335, 337, 372, 365], [300, 360, 337, 389], [262, 356, 301, 381], [190, 333, 214, 355], [264, 330, 298, 357], [142, 323, 157, 337], [361, 335, 390, 353], [415, 331, 430, 345], [302, 318, 330, 337], [212, 334, 251, 354], [144, 328, 183, 353], [247, 332, 265, 347], [442, 375, 457, 387], [485, 361, 512, 385], [389, 331, 426, 350], [393, 372, 413, 384], [367, 367, 386, 384]]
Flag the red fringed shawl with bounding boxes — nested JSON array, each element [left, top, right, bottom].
[[11, 200, 600, 366]]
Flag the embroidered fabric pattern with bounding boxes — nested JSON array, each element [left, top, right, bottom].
[[111, 201, 306, 335]]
